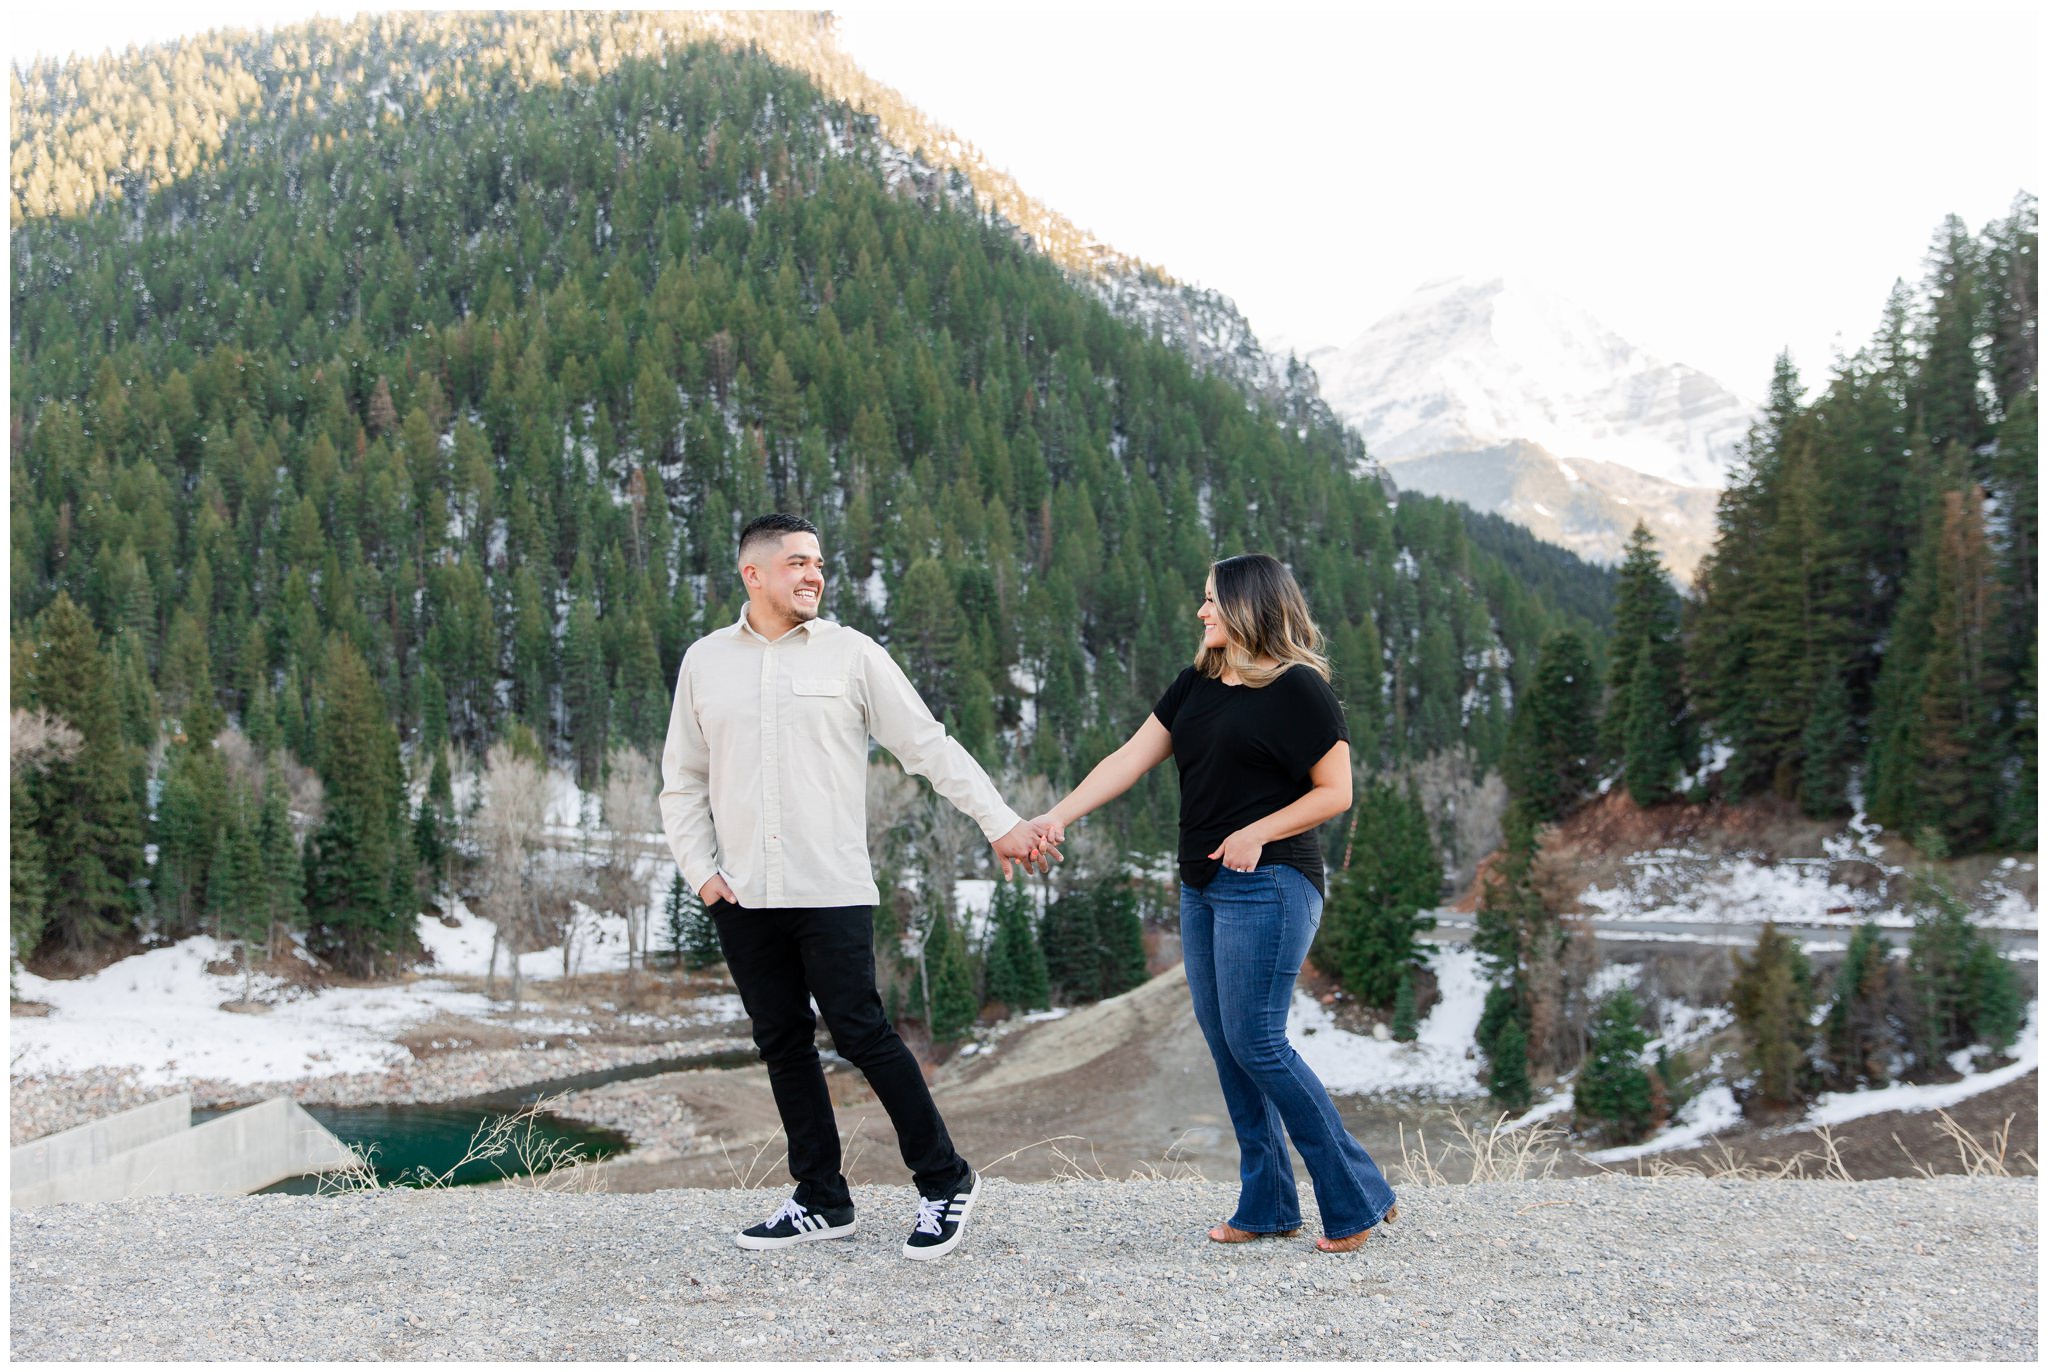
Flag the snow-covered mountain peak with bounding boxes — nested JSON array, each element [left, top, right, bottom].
[[1309, 274, 1756, 490]]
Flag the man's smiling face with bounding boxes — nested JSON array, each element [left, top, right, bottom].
[[742, 530, 826, 633]]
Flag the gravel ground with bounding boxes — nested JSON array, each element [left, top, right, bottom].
[[10, 1176, 2035, 1360]]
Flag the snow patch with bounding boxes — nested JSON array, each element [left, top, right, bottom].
[[1793, 1003, 2039, 1130], [1287, 944, 1488, 1097]]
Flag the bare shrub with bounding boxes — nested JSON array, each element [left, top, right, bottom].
[[866, 760, 920, 875], [9, 708, 82, 774], [1388, 747, 1509, 892], [473, 742, 546, 1004], [596, 747, 661, 984]]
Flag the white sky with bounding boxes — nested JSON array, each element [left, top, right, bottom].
[[12, 3, 2041, 396]]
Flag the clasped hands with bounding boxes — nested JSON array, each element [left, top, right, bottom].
[[992, 817, 1064, 880]]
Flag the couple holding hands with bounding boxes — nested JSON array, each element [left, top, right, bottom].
[[659, 513, 1397, 1261]]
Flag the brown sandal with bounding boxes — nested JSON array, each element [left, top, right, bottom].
[[1316, 1203, 1399, 1253], [1208, 1222, 1302, 1243]]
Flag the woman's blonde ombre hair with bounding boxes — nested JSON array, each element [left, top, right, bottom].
[[1195, 553, 1332, 687]]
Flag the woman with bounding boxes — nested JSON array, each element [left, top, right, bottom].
[[1033, 553, 1398, 1251]]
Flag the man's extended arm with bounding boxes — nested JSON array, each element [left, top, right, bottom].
[[658, 650, 728, 902], [858, 638, 1046, 873]]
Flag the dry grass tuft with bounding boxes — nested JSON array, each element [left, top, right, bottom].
[[976, 1132, 1207, 1182], [1898, 1111, 2034, 1179], [716, 1128, 790, 1190], [1391, 1109, 1568, 1187], [319, 1093, 606, 1195]]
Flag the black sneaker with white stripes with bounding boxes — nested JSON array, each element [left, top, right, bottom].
[[902, 1171, 981, 1260], [734, 1195, 856, 1250]]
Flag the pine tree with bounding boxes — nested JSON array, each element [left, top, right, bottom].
[[1605, 523, 1687, 805], [1503, 629, 1600, 821], [1622, 636, 1684, 808], [1319, 780, 1438, 1006], [1390, 971, 1419, 1043], [413, 745, 455, 894], [1472, 804, 1564, 1076], [1991, 393, 2036, 849], [891, 558, 967, 723], [1823, 923, 1894, 1089], [10, 760, 52, 967], [162, 606, 224, 744], [303, 638, 410, 975], [1797, 666, 1856, 819], [256, 766, 305, 954], [1906, 874, 2024, 1064], [209, 790, 268, 999], [918, 905, 979, 1041], [1961, 939, 2023, 1058], [1476, 983, 1522, 1064], [982, 877, 1050, 1012], [154, 740, 229, 931], [1488, 1017, 1531, 1111], [562, 590, 608, 790], [1742, 422, 1833, 797], [1688, 353, 1804, 798], [1914, 215, 1989, 455], [661, 872, 689, 967], [15, 594, 143, 951], [1909, 480, 2007, 853], [1575, 985, 1657, 1144], [1040, 892, 1100, 1005], [663, 872, 721, 971], [1730, 923, 1816, 1113], [1092, 881, 1148, 1000]]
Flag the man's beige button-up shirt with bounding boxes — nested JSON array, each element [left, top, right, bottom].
[[659, 607, 1022, 909]]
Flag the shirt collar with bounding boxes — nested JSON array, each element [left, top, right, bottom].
[[732, 603, 826, 645]]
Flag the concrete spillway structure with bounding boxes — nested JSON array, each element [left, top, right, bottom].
[[11, 1094, 357, 1208]]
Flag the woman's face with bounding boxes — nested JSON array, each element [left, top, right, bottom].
[[1197, 577, 1230, 651]]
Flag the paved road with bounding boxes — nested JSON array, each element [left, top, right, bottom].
[[1429, 912, 2038, 957]]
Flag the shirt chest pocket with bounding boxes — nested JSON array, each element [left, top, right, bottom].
[[787, 676, 858, 739]]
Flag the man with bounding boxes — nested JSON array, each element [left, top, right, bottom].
[[660, 513, 1052, 1261]]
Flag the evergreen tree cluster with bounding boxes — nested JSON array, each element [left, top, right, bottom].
[[1038, 882, 1150, 1008], [1729, 891, 2022, 1117], [1604, 525, 1690, 807], [890, 873, 1144, 1043], [1314, 778, 1439, 1009], [10, 14, 1602, 965], [1688, 200, 2037, 852], [1472, 804, 1571, 1105], [1573, 984, 1664, 1145]]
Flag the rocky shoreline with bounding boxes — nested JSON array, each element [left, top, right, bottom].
[[8, 1036, 752, 1149]]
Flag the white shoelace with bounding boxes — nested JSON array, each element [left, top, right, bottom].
[[911, 1195, 949, 1237], [765, 1197, 808, 1229]]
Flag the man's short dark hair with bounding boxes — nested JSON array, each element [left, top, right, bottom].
[[738, 512, 821, 565]]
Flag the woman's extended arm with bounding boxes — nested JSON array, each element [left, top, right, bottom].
[[1207, 740, 1353, 872], [1035, 715, 1175, 843]]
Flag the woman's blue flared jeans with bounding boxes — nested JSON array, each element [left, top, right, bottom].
[[1181, 864, 1399, 1239]]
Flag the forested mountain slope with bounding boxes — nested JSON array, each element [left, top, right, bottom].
[[9, 11, 1609, 968]]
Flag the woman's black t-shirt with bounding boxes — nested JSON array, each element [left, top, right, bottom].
[[1152, 663, 1349, 896]]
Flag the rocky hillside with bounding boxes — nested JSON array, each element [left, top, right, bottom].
[[1386, 439, 1723, 581]]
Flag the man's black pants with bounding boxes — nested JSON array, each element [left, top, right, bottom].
[[710, 900, 971, 1207]]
